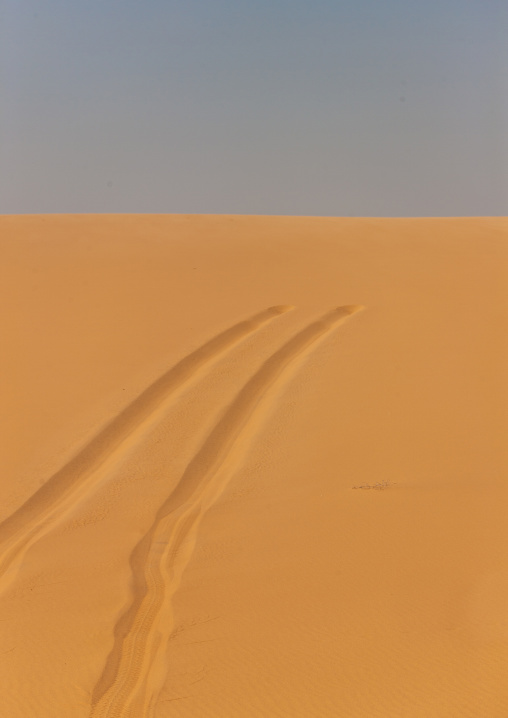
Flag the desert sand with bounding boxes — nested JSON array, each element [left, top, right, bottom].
[[0, 214, 507, 717]]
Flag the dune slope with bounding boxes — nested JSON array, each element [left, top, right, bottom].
[[0, 215, 507, 717]]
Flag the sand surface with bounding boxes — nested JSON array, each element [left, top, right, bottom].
[[1, 214, 507, 717]]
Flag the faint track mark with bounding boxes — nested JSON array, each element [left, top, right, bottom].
[[0, 306, 292, 592], [90, 305, 364, 718]]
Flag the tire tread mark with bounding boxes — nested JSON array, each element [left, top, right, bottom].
[[90, 305, 364, 717], [0, 306, 292, 589]]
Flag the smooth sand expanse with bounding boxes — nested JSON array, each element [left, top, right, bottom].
[[0, 214, 507, 717]]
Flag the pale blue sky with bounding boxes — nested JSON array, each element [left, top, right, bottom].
[[1, 0, 507, 215]]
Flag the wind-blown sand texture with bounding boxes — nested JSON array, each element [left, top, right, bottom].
[[1, 215, 507, 717]]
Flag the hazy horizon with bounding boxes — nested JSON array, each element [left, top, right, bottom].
[[2, 0, 507, 216]]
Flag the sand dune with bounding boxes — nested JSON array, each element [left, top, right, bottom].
[[0, 215, 507, 717]]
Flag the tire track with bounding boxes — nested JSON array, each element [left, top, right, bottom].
[[90, 305, 364, 718], [0, 306, 292, 591]]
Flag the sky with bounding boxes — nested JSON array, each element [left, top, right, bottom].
[[1, 0, 507, 216]]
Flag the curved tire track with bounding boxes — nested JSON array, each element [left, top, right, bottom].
[[0, 306, 292, 592], [90, 305, 364, 718]]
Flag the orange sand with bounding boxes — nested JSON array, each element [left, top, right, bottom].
[[0, 214, 507, 717]]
